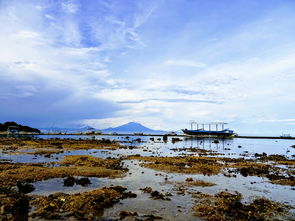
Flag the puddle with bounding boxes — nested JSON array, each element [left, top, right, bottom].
[[30, 176, 107, 195]]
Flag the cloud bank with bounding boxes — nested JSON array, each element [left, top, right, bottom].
[[1, 0, 295, 135]]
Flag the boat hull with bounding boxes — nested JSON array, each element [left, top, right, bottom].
[[182, 129, 235, 137]]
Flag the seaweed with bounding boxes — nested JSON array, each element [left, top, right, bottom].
[[31, 186, 137, 220], [193, 191, 292, 221]]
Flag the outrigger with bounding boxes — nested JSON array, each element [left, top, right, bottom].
[[182, 121, 236, 137]]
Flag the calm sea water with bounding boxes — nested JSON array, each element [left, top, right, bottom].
[[1, 135, 294, 163]]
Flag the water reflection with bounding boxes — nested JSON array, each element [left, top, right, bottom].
[[182, 136, 234, 149], [1, 135, 294, 164]]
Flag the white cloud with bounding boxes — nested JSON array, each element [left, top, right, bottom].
[[61, 0, 80, 14], [164, 59, 206, 68], [261, 119, 295, 123], [0, 0, 162, 126], [1, 0, 295, 135], [15, 30, 40, 39], [45, 14, 55, 20]]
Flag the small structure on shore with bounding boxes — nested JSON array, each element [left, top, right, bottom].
[[7, 126, 19, 136], [280, 133, 291, 138]]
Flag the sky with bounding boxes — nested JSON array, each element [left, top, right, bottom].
[[0, 0, 295, 135]]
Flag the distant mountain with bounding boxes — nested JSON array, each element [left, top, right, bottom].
[[40, 126, 97, 133], [40, 122, 166, 134], [102, 122, 166, 134]]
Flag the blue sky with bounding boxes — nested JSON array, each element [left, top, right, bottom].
[[0, 0, 295, 135]]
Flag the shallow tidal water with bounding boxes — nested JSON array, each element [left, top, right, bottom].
[[2, 135, 295, 163], [1, 135, 295, 220]]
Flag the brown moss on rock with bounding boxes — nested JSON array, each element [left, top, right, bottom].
[[0, 138, 122, 151], [25, 149, 63, 156], [259, 154, 288, 162], [170, 148, 222, 156], [270, 179, 295, 186], [119, 210, 138, 219], [126, 156, 223, 175], [139, 187, 171, 200], [30, 186, 137, 220], [230, 161, 295, 186], [232, 162, 270, 177], [185, 179, 216, 187], [256, 154, 295, 167], [0, 156, 126, 188], [139, 187, 153, 193], [276, 160, 295, 166], [267, 174, 295, 186], [61, 155, 124, 170], [125, 155, 295, 187], [193, 191, 292, 221], [166, 179, 215, 188], [0, 187, 29, 221]]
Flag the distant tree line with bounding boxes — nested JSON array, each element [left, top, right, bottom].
[[0, 121, 41, 134]]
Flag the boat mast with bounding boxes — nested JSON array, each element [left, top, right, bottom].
[[190, 120, 196, 130], [189, 121, 228, 131]]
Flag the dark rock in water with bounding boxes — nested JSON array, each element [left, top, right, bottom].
[[150, 190, 170, 200], [150, 137, 154, 141], [238, 145, 242, 148], [134, 138, 141, 142], [142, 214, 163, 220], [124, 191, 137, 198], [254, 152, 267, 158], [12, 194, 30, 221], [119, 211, 138, 219], [185, 177, 194, 182], [76, 177, 91, 187], [100, 138, 112, 144], [110, 185, 127, 193], [171, 137, 182, 144], [163, 135, 168, 142], [63, 177, 75, 187], [139, 187, 153, 193], [44, 154, 51, 158], [17, 181, 35, 194], [151, 191, 161, 198], [213, 140, 219, 144], [260, 154, 287, 161], [239, 168, 250, 177], [254, 153, 260, 157], [64, 177, 92, 187], [239, 165, 269, 177]]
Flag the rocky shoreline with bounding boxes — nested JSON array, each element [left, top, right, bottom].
[[0, 137, 294, 220]]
